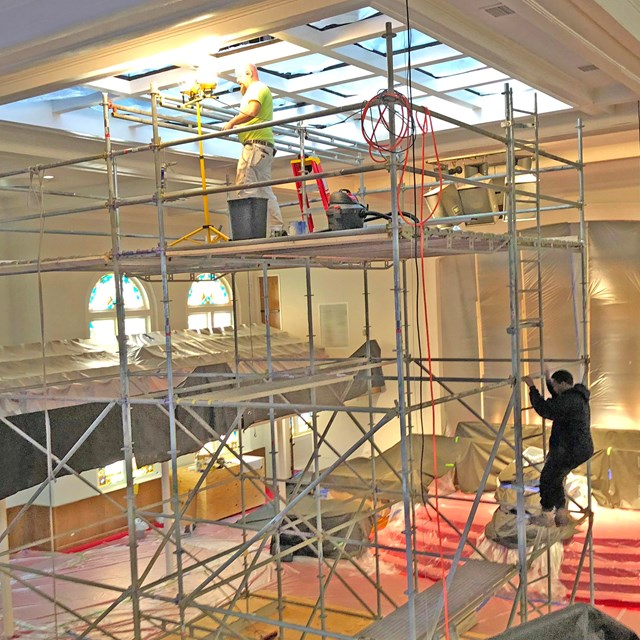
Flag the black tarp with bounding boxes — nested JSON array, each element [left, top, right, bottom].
[[489, 603, 638, 640]]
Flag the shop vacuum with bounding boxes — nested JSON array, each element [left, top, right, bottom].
[[326, 189, 367, 230], [326, 189, 417, 230]]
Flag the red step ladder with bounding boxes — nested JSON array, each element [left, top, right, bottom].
[[290, 156, 331, 232]]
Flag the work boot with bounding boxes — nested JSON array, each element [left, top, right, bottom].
[[554, 507, 582, 527], [529, 510, 555, 527]]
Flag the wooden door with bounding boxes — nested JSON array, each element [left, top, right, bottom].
[[258, 275, 281, 329]]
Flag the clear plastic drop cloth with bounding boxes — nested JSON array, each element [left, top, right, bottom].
[[438, 221, 640, 506]]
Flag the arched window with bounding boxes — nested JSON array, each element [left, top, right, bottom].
[[88, 273, 150, 341], [187, 273, 234, 331]]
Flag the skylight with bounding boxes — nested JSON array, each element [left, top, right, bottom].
[[358, 29, 438, 55], [0, 8, 571, 163], [261, 54, 344, 77]]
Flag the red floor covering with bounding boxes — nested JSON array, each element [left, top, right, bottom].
[[259, 495, 640, 636]]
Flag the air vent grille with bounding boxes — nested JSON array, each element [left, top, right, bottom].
[[578, 64, 599, 72], [483, 4, 516, 18], [319, 303, 349, 348]]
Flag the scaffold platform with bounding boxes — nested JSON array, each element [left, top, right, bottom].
[[0, 226, 582, 277], [356, 559, 518, 640]]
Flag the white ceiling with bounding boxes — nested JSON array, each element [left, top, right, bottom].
[[0, 0, 638, 239]]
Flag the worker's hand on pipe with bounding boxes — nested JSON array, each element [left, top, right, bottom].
[[544, 367, 551, 380], [522, 375, 535, 388], [222, 121, 234, 131]]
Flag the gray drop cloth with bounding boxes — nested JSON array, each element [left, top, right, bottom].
[[239, 495, 373, 558], [489, 603, 638, 640], [298, 434, 468, 498]]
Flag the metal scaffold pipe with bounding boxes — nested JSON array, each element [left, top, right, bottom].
[[382, 21, 417, 640], [149, 85, 187, 630], [101, 92, 143, 638], [160, 94, 372, 153], [504, 84, 528, 624]]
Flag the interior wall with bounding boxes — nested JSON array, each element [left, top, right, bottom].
[[0, 210, 260, 345], [274, 257, 443, 467]]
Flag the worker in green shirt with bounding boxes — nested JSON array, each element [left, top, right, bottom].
[[223, 63, 285, 236]]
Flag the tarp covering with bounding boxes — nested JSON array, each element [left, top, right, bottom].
[[0, 328, 384, 500], [438, 221, 640, 434], [300, 434, 469, 498], [454, 422, 544, 492], [489, 603, 639, 640], [453, 421, 640, 508], [239, 496, 374, 559], [0, 326, 331, 415]]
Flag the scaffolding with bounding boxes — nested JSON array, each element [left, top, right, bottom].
[[0, 27, 591, 640]]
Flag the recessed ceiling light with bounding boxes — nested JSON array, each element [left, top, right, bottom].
[[43, 175, 55, 180]]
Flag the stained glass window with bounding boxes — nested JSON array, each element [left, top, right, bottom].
[[88, 273, 149, 341], [89, 273, 146, 311], [187, 273, 231, 307], [187, 274, 234, 331]]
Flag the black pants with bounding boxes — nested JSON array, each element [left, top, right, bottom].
[[539, 447, 589, 511]]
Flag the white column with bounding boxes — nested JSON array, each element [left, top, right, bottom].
[[274, 419, 290, 504], [160, 463, 175, 575]]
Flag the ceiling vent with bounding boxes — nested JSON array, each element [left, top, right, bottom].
[[578, 64, 599, 72], [483, 4, 516, 17]]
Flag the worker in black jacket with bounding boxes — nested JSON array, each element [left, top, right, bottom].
[[522, 369, 593, 527]]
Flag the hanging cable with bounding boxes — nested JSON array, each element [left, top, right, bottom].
[[359, 11, 452, 635]]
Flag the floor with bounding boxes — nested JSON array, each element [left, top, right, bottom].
[[1, 495, 639, 639]]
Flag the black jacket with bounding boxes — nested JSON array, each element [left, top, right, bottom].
[[529, 382, 593, 465]]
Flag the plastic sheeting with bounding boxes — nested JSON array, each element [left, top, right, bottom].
[[0, 326, 328, 415], [489, 603, 639, 640], [438, 221, 640, 432], [475, 532, 565, 599], [4, 521, 274, 639], [589, 222, 640, 431]]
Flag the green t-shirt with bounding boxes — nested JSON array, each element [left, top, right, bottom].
[[238, 81, 274, 144]]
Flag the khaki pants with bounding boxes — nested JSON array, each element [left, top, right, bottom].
[[232, 142, 283, 233]]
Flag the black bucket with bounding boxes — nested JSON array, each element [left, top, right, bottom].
[[228, 198, 268, 240]]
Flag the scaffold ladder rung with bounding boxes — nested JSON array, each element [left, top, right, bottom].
[[520, 345, 540, 353]]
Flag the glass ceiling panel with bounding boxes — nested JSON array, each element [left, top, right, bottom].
[[444, 89, 484, 104], [261, 53, 342, 77], [307, 75, 390, 99], [117, 66, 177, 80], [358, 29, 437, 55], [27, 87, 97, 102], [466, 79, 530, 96], [424, 58, 486, 79]]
